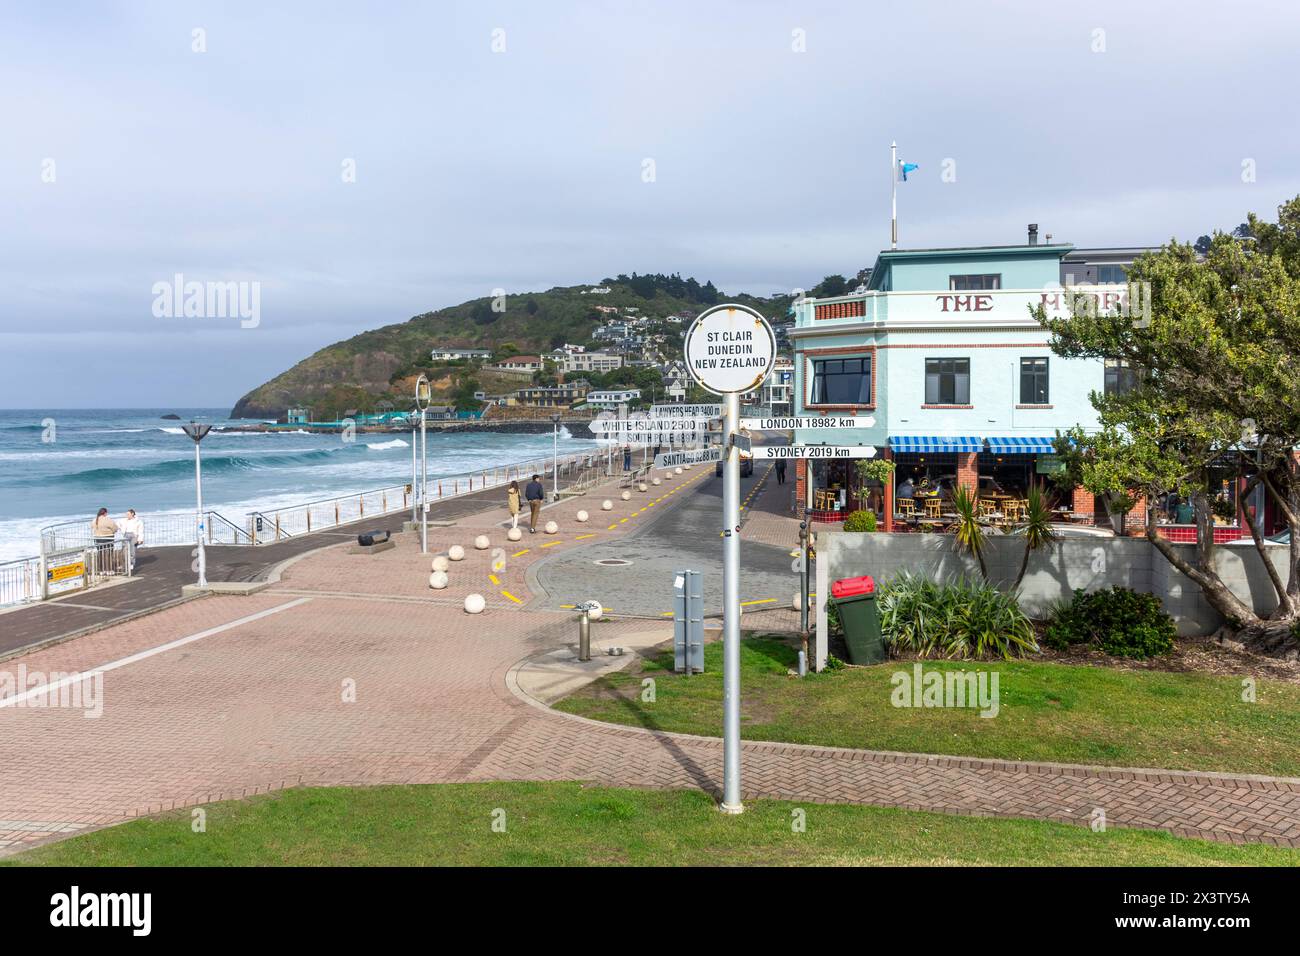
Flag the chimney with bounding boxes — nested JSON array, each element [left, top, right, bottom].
[[1027, 223, 1039, 246]]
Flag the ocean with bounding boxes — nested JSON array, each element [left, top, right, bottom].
[[0, 408, 614, 561]]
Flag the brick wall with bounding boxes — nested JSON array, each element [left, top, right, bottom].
[[795, 458, 808, 516], [956, 452, 979, 494], [1072, 487, 1095, 524]]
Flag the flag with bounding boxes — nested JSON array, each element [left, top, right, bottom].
[[899, 161, 919, 182]]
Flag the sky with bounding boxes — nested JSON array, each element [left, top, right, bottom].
[[2, 0, 1299, 409]]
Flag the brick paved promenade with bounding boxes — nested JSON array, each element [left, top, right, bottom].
[[1, 462, 1298, 853]]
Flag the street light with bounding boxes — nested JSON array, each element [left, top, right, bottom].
[[180, 421, 212, 587], [550, 412, 561, 500], [410, 406, 419, 526], [415, 374, 432, 554]]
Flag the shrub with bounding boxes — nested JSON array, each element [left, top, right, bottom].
[[876, 571, 1037, 660], [843, 509, 877, 532], [1044, 587, 1175, 659]]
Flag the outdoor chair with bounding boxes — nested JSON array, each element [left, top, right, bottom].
[[896, 497, 916, 519], [924, 498, 942, 519]]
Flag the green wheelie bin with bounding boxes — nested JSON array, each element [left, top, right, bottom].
[[831, 575, 884, 664]]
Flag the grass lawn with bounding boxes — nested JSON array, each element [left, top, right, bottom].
[[554, 637, 1300, 777], [6, 782, 1297, 866]]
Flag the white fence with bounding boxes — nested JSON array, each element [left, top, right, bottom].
[[10, 448, 632, 608], [0, 544, 133, 609]]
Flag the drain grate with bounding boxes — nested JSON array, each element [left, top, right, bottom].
[[595, 558, 633, 567]]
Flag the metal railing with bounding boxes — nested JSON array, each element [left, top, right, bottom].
[[0, 554, 43, 607], [39, 509, 251, 555], [9, 446, 645, 607], [0, 543, 133, 609]]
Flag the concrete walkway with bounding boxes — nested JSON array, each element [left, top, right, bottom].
[[1, 460, 1298, 854]]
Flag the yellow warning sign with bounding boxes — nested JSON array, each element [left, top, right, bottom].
[[47, 561, 85, 583]]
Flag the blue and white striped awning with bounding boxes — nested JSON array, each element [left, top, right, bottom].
[[888, 435, 983, 454], [985, 436, 1057, 455]]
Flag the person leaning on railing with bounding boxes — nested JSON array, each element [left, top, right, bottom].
[[91, 508, 118, 561]]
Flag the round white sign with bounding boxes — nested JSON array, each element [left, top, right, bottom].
[[683, 304, 776, 396]]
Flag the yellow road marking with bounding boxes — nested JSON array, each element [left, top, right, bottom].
[[512, 549, 530, 557], [540, 540, 562, 548], [741, 598, 777, 607], [501, 590, 524, 604], [607, 523, 618, 530], [489, 573, 500, 585], [576, 533, 595, 540]]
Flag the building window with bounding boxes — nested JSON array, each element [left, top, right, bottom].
[[1020, 357, 1049, 404], [1097, 264, 1128, 284], [949, 274, 1001, 290], [811, 356, 871, 405], [925, 358, 970, 404], [1104, 358, 1139, 396]]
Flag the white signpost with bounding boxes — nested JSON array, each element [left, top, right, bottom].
[[683, 303, 775, 816], [756, 445, 877, 460], [749, 415, 876, 431], [654, 447, 723, 469], [651, 403, 721, 418]]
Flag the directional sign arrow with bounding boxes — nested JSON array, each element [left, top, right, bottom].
[[755, 445, 877, 460], [750, 416, 876, 431]]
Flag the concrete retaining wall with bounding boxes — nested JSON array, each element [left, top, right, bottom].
[[813, 532, 1292, 668]]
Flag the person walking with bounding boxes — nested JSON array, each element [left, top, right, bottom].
[[623, 445, 632, 472], [91, 507, 118, 566], [524, 473, 545, 533], [775, 458, 786, 485], [506, 480, 521, 529], [120, 508, 144, 572]]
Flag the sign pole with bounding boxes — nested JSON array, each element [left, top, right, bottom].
[[682, 303, 775, 817], [194, 440, 206, 587], [721, 390, 743, 814]]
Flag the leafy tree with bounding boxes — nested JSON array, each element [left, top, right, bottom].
[[1036, 198, 1300, 653], [813, 274, 848, 297]]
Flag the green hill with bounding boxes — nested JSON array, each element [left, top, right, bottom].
[[229, 274, 795, 420]]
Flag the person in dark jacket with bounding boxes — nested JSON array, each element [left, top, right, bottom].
[[623, 445, 632, 471], [774, 459, 786, 485], [525, 474, 545, 532]]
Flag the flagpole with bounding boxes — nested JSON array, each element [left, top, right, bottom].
[[890, 141, 898, 250]]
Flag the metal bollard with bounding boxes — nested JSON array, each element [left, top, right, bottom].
[[578, 613, 591, 661], [575, 601, 599, 661]]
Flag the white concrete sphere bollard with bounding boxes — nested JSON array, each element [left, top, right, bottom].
[[576, 510, 589, 522], [448, 545, 466, 562], [429, 570, 449, 590], [431, 555, 450, 573], [474, 535, 490, 550], [638, 482, 648, 493], [585, 602, 604, 622], [506, 526, 523, 541], [464, 593, 486, 614], [601, 499, 614, 511], [621, 490, 631, 501], [791, 592, 802, 611], [674, 466, 683, 475], [652, 477, 661, 486], [545, 520, 559, 534]]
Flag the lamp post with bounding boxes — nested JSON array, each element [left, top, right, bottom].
[[181, 421, 212, 587], [550, 412, 561, 500], [410, 406, 419, 526], [415, 375, 432, 554]]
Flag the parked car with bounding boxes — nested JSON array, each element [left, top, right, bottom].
[[715, 453, 754, 478]]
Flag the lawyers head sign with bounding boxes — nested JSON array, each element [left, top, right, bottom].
[[683, 304, 775, 396]]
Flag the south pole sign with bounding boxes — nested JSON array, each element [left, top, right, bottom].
[[684, 303, 775, 817]]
